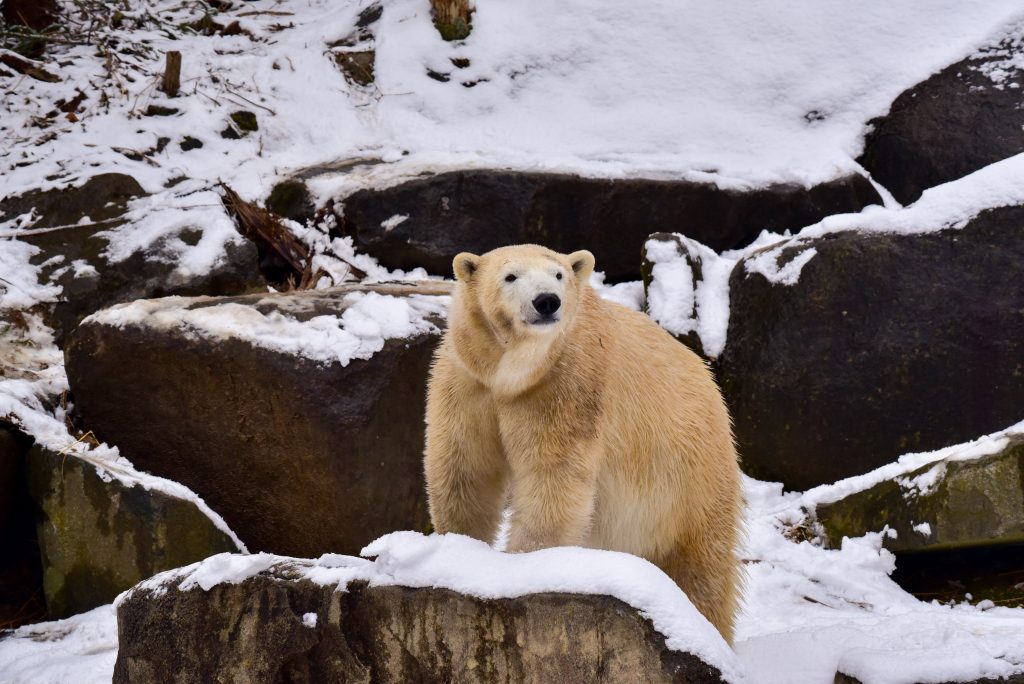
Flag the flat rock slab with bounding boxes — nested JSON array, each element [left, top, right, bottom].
[[858, 28, 1024, 204], [25, 445, 240, 619], [65, 284, 450, 558], [340, 170, 881, 281], [719, 205, 1024, 490], [816, 434, 1024, 554], [113, 536, 735, 684]]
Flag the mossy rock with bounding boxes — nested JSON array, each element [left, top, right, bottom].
[[229, 110, 258, 133], [816, 435, 1024, 553], [266, 179, 314, 223], [25, 445, 240, 619]]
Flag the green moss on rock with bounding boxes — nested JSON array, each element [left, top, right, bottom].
[[25, 445, 239, 619]]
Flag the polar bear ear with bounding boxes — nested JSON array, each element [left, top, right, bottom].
[[453, 252, 480, 282], [568, 250, 595, 280]]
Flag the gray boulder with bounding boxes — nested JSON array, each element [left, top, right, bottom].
[[65, 283, 449, 558], [339, 169, 881, 281], [815, 434, 1024, 554], [113, 557, 731, 684], [858, 28, 1024, 204], [718, 205, 1024, 490], [25, 444, 240, 619]]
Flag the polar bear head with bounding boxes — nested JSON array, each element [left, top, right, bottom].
[[452, 244, 595, 340]]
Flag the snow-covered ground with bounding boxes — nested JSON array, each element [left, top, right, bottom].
[[3, 1, 1024, 682]]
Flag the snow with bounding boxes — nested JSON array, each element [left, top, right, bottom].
[[0, 606, 117, 684], [85, 290, 448, 367], [14, 0, 1023, 201], [644, 234, 732, 355]]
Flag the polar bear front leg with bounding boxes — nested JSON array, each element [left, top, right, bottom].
[[424, 362, 509, 544], [504, 441, 600, 553]]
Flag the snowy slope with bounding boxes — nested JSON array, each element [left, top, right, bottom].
[[3, 0, 1024, 207]]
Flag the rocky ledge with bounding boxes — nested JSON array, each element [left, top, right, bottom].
[[113, 532, 742, 683]]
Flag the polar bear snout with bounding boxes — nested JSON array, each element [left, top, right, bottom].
[[532, 293, 561, 318]]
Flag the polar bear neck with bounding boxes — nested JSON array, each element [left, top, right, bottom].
[[449, 295, 573, 397]]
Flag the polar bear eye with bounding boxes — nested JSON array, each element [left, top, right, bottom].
[[556, 272, 563, 280], [505, 274, 517, 283]]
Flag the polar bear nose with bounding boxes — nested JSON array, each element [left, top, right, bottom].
[[533, 293, 561, 316]]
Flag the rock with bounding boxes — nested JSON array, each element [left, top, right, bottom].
[[339, 170, 881, 281], [858, 30, 1024, 205], [718, 205, 1024, 490], [815, 435, 1024, 554], [266, 179, 315, 224], [0, 423, 45, 627], [24, 445, 240, 619], [113, 555, 730, 683], [65, 283, 450, 558], [0, 174, 264, 342]]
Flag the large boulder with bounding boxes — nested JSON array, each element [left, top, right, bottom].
[[113, 533, 740, 683], [339, 170, 881, 281], [858, 29, 1024, 205], [0, 174, 263, 341], [815, 431, 1024, 554], [25, 445, 241, 619], [718, 205, 1024, 490], [65, 283, 450, 558]]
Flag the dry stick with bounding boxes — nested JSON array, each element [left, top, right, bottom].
[[236, 10, 294, 17], [162, 50, 181, 96]]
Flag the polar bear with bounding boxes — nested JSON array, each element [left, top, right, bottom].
[[423, 244, 742, 642]]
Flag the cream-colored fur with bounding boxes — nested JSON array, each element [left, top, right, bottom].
[[424, 244, 743, 643]]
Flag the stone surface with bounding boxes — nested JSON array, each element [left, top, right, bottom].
[[24, 445, 239, 619], [816, 436, 1024, 553], [719, 205, 1024, 490], [858, 31, 1024, 205], [339, 170, 881, 281], [65, 284, 446, 558], [0, 173, 264, 341], [114, 564, 727, 683], [0, 423, 45, 627]]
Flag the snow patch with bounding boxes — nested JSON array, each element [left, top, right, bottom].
[[84, 291, 448, 367]]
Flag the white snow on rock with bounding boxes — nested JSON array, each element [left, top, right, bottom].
[[84, 290, 449, 367], [120, 531, 745, 683], [644, 234, 733, 356], [646, 151, 1024, 357]]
